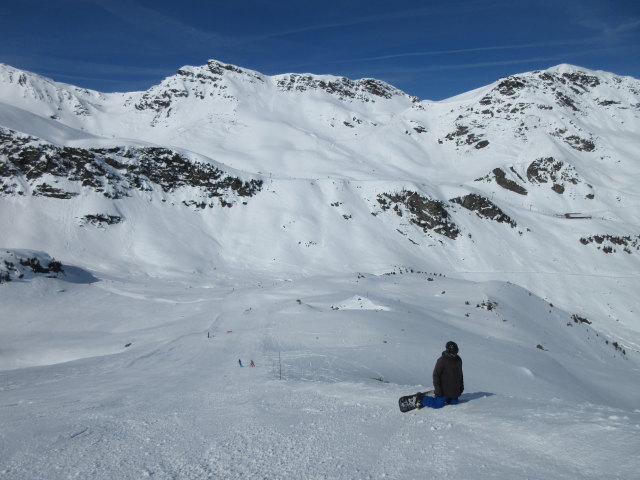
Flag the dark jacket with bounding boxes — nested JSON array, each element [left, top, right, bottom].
[[433, 351, 464, 398]]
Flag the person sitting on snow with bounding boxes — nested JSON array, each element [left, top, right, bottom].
[[418, 341, 464, 409]]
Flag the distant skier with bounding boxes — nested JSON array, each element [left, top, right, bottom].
[[250, 360, 255, 367], [417, 341, 464, 409], [238, 359, 243, 367]]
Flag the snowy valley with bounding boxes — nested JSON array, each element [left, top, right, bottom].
[[1, 60, 639, 479]]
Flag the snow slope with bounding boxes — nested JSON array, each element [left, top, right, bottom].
[[1, 60, 640, 478], [1, 270, 638, 479]]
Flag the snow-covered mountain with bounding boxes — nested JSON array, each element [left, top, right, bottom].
[[1, 60, 639, 479], [1, 60, 638, 337]]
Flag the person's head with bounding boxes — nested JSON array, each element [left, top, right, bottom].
[[446, 341, 459, 356]]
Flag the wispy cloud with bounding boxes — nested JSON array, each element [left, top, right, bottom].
[[40, 72, 154, 90], [404, 56, 567, 73], [248, 0, 509, 42], [330, 38, 597, 64], [85, 0, 231, 49], [339, 55, 565, 80], [565, 0, 640, 39], [340, 45, 624, 87], [605, 18, 640, 35], [0, 53, 176, 91], [1, 53, 172, 77]]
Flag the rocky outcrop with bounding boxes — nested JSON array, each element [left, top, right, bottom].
[[377, 190, 460, 239], [526, 157, 593, 196], [579, 235, 640, 254], [0, 128, 262, 208], [0, 249, 64, 283], [275, 74, 417, 103], [475, 168, 528, 196], [450, 194, 517, 228], [80, 214, 123, 227]]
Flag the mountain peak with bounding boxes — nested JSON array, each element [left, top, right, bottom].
[[175, 59, 265, 82], [544, 63, 594, 74]]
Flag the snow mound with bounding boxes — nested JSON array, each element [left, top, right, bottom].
[[0, 249, 64, 282], [333, 295, 390, 311]]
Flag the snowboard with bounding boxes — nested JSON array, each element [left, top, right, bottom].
[[398, 390, 434, 413]]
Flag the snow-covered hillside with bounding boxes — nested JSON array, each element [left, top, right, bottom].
[[1, 270, 638, 478], [1, 60, 639, 478], [1, 60, 639, 338]]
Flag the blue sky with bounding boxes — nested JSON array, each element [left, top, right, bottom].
[[1, 0, 638, 100]]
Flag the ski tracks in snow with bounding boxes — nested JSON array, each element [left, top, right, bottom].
[[2, 276, 640, 479], [2, 360, 639, 479]]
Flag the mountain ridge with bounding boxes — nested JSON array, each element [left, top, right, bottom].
[[1, 60, 639, 350]]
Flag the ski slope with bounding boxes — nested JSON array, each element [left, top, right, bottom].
[[1, 269, 638, 479]]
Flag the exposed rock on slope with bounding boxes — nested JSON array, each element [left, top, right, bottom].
[[579, 235, 640, 254], [0, 128, 262, 208], [0, 249, 63, 283], [526, 157, 593, 197], [475, 168, 528, 196], [377, 191, 460, 240], [275, 73, 416, 102], [450, 194, 517, 228]]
